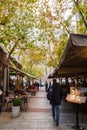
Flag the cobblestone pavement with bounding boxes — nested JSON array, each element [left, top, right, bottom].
[[0, 87, 87, 130]]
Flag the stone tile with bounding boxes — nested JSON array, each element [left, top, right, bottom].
[[0, 87, 87, 130]]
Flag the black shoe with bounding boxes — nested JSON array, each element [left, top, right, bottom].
[[56, 122, 59, 126]]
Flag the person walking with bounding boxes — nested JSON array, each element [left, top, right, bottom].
[[50, 79, 61, 126], [45, 81, 48, 92], [47, 81, 52, 100]]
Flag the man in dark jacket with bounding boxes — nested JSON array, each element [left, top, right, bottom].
[[50, 78, 61, 126]]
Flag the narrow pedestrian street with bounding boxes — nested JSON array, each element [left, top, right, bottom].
[[0, 87, 86, 130]]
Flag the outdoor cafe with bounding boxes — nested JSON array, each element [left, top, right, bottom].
[[0, 44, 38, 113]]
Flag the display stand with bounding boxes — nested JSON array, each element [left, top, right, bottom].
[[72, 103, 84, 130], [66, 94, 86, 130]]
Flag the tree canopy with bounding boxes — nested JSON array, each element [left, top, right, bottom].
[[0, 0, 87, 78]]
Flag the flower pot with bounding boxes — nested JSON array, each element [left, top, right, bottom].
[[12, 105, 20, 118]]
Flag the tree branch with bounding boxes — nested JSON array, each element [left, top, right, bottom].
[[60, 22, 70, 34], [73, 0, 87, 28], [7, 43, 18, 60]]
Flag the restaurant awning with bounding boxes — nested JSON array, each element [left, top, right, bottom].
[[0, 44, 22, 69], [10, 57, 22, 69], [0, 44, 37, 79], [50, 34, 87, 78], [9, 66, 38, 79]]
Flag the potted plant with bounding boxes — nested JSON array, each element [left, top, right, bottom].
[[12, 97, 21, 118]]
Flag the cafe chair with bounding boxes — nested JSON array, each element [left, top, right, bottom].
[[21, 96, 28, 111], [5, 97, 12, 112]]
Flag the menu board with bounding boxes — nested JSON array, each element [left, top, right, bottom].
[[66, 94, 86, 104], [75, 96, 86, 103], [66, 94, 76, 101]]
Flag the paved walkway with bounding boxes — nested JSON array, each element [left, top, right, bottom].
[[0, 87, 87, 130]]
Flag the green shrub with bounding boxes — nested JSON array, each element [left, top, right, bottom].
[[13, 98, 21, 106]]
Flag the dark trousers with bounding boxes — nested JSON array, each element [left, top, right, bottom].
[[52, 105, 60, 124]]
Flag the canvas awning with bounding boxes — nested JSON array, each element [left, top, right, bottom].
[[0, 45, 37, 79], [9, 66, 38, 79], [0, 44, 22, 69], [10, 57, 22, 69], [50, 34, 87, 78]]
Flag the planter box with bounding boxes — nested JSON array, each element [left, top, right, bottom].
[[12, 106, 20, 118]]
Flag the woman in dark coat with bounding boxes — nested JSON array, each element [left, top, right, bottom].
[[50, 79, 61, 126]]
